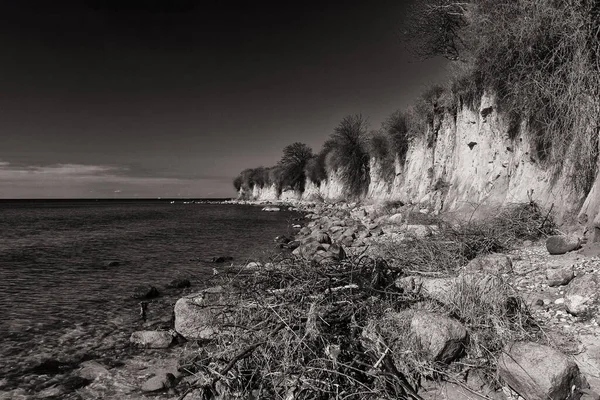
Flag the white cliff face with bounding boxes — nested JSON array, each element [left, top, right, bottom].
[[251, 184, 279, 201], [366, 158, 393, 201], [244, 91, 597, 226]]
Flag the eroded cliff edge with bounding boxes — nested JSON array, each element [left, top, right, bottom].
[[239, 92, 600, 231]]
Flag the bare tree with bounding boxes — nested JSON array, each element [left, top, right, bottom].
[[403, 0, 471, 61]]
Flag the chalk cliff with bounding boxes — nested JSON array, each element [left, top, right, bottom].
[[240, 92, 598, 227]]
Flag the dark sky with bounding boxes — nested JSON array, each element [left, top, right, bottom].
[[0, 0, 447, 198]]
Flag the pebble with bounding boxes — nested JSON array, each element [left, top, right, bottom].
[[554, 298, 565, 305]]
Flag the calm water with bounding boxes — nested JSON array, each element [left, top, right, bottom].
[[0, 200, 299, 385]]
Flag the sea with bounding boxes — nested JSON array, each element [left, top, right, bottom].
[[0, 200, 301, 392]]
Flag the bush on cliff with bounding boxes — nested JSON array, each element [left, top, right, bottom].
[[368, 130, 396, 183], [304, 146, 329, 186], [277, 142, 313, 192], [325, 114, 371, 198]]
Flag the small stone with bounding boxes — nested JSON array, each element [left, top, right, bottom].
[[130, 331, 173, 349], [565, 274, 600, 316], [77, 360, 110, 380], [547, 267, 575, 287], [555, 298, 565, 305], [141, 373, 176, 392]]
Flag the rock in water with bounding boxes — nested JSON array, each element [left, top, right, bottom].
[[130, 331, 173, 348], [141, 373, 176, 392], [565, 274, 600, 316], [210, 256, 233, 263], [132, 285, 160, 299], [167, 278, 191, 289], [546, 235, 581, 255], [261, 206, 281, 212], [411, 311, 467, 364], [498, 341, 588, 400]]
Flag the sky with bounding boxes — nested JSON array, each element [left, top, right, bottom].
[[0, 0, 447, 198]]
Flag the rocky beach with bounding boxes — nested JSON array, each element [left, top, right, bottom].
[[7, 199, 600, 399]]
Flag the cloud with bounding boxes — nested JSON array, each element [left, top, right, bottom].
[[0, 160, 232, 198]]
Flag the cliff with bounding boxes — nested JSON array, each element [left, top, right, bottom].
[[240, 92, 599, 228]]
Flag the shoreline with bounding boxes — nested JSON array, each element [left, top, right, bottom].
[[6, 199, 600, 399]]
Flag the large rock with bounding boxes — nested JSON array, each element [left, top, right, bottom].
[[465, 253, 513, 274], [174, 286, 227, 340], [498, 341, 588, 400], [130, 331, 173, 349], [410, 311, 467, 364], [546, 235, 581, 255], [565, 274, 600, 316]]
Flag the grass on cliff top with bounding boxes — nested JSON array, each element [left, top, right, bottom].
[[176, 203, 552, 399]]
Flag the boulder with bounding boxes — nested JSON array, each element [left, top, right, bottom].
[[130, 331, 173, 349], [411, 311, 467, 364], [465, 253, 513, 274], [132, 285, 160, 299], [546, 267, 575, 287], [565, 274, 600, 316], [174, 286, 226, 340], [498, 341, 588, 400], [546, 235, 581, 255]]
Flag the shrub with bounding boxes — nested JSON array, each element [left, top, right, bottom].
[[232, 175, 243, 192], [277, 142, 313, 192], [304, 153, 328, 186], [382, 110, 412, 166], [326, 115, 371, 198], [368, 130, 396, 183]]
